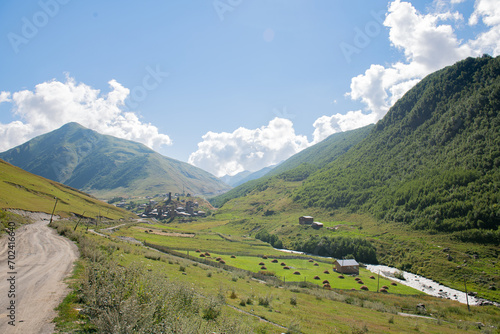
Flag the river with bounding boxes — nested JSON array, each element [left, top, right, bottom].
[[275, 248, 497, 306]]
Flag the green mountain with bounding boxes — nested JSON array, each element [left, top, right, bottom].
[[0, 159, 133, 220], [221, 164, 277, 187], [0, 123, 230, 199], [210, 124, 374, 207], [294, 55, 500, 236]]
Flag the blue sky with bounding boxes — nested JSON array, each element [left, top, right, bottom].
[[0, 0, 499, 177]]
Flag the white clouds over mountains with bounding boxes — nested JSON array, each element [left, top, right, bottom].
[[1, 0, 499, 178], [191, 0, 500, 176], [0, 76, 172, 153], [188, 118, 310, 177]]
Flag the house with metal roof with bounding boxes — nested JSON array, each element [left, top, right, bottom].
[[333, 259, 359, 275]]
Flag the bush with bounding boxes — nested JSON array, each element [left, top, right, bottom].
[[290, 296, 297, 306], [258, 295, 271, 307]]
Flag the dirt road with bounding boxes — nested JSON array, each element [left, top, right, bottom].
[[0, 213, 79, 334]]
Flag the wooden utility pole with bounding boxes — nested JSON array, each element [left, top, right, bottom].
[[377, 270, 380, 292], [464, 276, 470, 312], [74, 212, 86, 231], [49, 197, 59, 225]]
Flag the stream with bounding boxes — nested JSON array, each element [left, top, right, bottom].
[[275, 248, 498, 306]]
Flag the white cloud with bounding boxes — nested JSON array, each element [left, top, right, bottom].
[[0, 91, 11, 104], [346, 0, 472, 119], [188, 118, 310, 177], [312, 110, 377, 144], [468, 0, 500, 55], [0, 76, 172, 152]]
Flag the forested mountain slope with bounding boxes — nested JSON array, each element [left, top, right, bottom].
[[294, 55, 499, 238]]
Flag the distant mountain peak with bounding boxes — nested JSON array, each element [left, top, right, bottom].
[[0, 122, 230, 199]]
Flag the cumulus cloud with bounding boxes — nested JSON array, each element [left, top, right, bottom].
[[468, 0, 500, 55], [188, 118, 310, 177], [312, 110, 377, 144], [0, 91, 11, 103], [311, 0, 500, 151], [346, 0, 473, 121], [0, 76, 172, 152]]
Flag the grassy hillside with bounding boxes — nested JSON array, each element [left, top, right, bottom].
[[0, 159, 133, 220], [210, 124, 373, 208], [0, 122, 230, 199]]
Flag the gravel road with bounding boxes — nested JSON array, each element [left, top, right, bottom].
[[0, 213, 79, 334]]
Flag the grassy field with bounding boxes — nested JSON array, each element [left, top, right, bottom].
[[186, 251, 421, 294], [51, 218, 500, 333]]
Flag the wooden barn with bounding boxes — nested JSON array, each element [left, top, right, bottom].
[[333, 259, 359, 275], [299, 216, 314, 225]]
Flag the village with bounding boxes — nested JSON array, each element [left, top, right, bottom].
[[113, 192, 208, 220]]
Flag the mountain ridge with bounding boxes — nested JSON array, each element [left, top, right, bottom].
[[0, 123, 231, 199]]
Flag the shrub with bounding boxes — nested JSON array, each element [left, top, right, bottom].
[[323, 270, 330, 274], [394, 270, 405, 280], [202, 296, 222, 320], [322, 280, 329, 284], [308, 259, 314, 262], [313, 276, 320, 280], [262, 255, 268, 259], [261, 266, 267, 270], [200, 254, 205, 257], [259, 262, 265, 266], [355, 277, 361, 281], [370, 276, 375, 279], [284, 266, 290, 270], [293, 271, 301, 275], [290, 296, 297, 306], [357, 280, 364, 284], [360, 286, 369, 290], [338, 275, 344, 279], [323, 284, 331, 289], [281, 262, 286, 266], [230, 290, 237, 299], [219, 260, 226, 265], [391, 282, 398, 286], [271, 259, 278, 263], [195, 249, 201, 253], [382, 285, 389, 289], [380, 288, 388, 293], [231, 255, 236, 258], [207, 272, 212, 277], [313, 263, 319, 266], [258, 295, 271, 307]]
